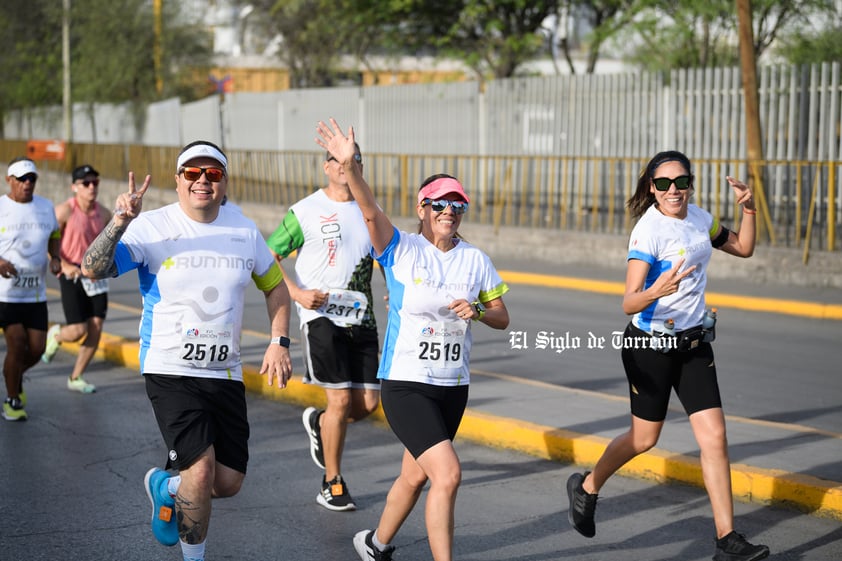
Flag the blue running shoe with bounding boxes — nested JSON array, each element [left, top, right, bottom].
[[144, 467, 178, 546]]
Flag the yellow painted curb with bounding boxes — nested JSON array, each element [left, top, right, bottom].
[[458, 410, 842, 520], [498, 270, 842, 320], [64, 336, 842, 521]]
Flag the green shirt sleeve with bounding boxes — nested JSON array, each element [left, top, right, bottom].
[[266, 210, 304, 259]]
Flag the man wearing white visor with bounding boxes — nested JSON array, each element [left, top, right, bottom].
[[82, 141, 294, 561], [1, 157, 62, 421]]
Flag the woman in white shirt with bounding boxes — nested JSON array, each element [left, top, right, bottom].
[[565, 150, 769, 561], [317, 118, 510, 561]]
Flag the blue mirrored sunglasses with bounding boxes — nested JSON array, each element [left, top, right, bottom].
[[422, 198, 469, 215]]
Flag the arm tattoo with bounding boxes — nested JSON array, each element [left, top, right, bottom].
[[83, 220, 126, 279]]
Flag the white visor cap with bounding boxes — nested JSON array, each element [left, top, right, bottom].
[[7, 160, 38, 178], [176, 144, 228, 173]]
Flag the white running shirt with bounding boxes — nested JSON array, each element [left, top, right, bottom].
[[627, 204, 717, 332], [112, 204, 280, 381], [0, 194, 60, 303], [266, 189, 376, 330], [375, 228, 509, 386]]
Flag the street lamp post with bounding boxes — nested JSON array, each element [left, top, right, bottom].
[[62, 0, 72, 142], [154, 0, 163, 95]]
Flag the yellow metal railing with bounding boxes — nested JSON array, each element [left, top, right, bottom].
[[1, 140, 838, 253]]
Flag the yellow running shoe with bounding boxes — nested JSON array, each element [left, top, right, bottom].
[[3, 397, 27, 421], [67, 376, 96, 394], [41, 324, 62, 363]]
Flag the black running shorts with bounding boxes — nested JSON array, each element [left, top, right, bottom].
[[301, 317, 379, 390], [145, 374, 249, 473], [59, 274, 108, 324], [0, 301, 48, 330]]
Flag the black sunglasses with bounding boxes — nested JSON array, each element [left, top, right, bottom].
[[327, 154, 363, 164], [15, 173, 37, 183], [76, 179, 100, 188], [652, 175, 692, 191]]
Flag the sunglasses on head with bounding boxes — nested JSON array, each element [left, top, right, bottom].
[[421, 198, 469, 215], [327, 153, 363, 165], [181, 166, 225, 182], [76, 179, 99, 188], [15, 173, 37, 183], [652, 175, 692, 191]]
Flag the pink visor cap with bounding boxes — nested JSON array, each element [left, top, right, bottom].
[[417, 177, 470, 204]]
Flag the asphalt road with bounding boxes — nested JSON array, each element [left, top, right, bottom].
[[1, 261, 840, 560], [60, 260, 842, 436], [2, 350, 841, 561]]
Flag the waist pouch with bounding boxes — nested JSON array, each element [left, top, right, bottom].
[[649, 325, 715, 354], [675, 327, 706, 352]]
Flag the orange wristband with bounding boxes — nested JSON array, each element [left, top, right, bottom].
[[743, 208, 756, 215]]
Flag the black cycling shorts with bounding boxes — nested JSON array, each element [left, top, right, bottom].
[[621, 322, 722, 422], [380, 379, 469, 459]]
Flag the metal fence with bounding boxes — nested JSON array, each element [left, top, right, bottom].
[[2, 62, 841, 253], [2, 138, 836, 254]]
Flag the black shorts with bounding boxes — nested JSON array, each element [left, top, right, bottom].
[[621, 322, 722, 422], [59, 275, 108, 324], [301, 317, 379, 390], [380, 380, 469, 459], [0, 301, 48, 330], [145, 374, 249, 474]]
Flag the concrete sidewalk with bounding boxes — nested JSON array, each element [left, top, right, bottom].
[[49, 277, 842, 524]]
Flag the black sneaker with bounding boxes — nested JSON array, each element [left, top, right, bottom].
[[566, 471, 598, 537], [302, 407, 325, 469], [317, 474, 356, 511], [353, 529, 395, 561], [713, 531, 770, 561]]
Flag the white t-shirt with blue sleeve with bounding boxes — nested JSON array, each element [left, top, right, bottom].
[[627, 204, 717, 332], [374, 228, 508, 386], [113, 203, 279, 381]]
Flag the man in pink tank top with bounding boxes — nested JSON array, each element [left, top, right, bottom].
[[41, 165, 111, 393]]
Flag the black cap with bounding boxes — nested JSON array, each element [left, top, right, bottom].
[[72, 165, 100, 181]]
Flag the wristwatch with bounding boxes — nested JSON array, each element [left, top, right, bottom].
[[270, 336, 291, 348], [471, 301, 486, 321]]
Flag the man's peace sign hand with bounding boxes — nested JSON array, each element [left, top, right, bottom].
[[114, 172, 151, 225]]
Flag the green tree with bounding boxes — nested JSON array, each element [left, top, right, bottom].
[[245, 0, 413, 88], [71, 0, 213, 103], [0, 0, 214, 128], [0, 1, 64, 112], [432, 0, 562, 80], [246, 0, 344, 88], [775, 16, 842, 64], [748, 0, 834, 56], [619, 0, 834, 72], [245, 0, 564, 86], [558, 0, 643, 74], [620, 0, 740, 71]]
